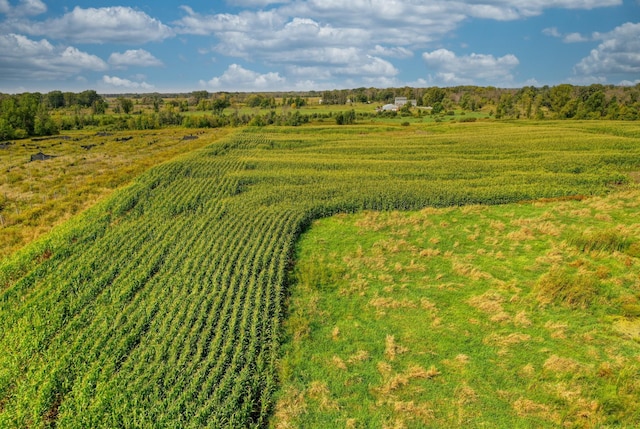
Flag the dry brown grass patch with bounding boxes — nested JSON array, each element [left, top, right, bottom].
[[484, 332, 531, 347], [453, 260, 493, 281], [377, 365, 440, 395], [370, 297, 418, 312], [332, 326, 340, 340], [519, 363, 536, 378], [419, 248, 441, 257], [392, 400, 435, 424], [512, 397, 558, 422], [543, 355, 581, 374], [468, 290, 505, 315], [272, 385, 307, 429], [544, 320, 568, 339], [420, 298, 438, 312], [514, 311, 532, 327], [455, 383, 478, 405], [332, 355, 347, 370], [385, 335, 409, 361], [347, 350, 370, 364], [307, 381, 339, 411]]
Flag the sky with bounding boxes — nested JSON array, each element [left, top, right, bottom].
[[0, 0, 639, 94]]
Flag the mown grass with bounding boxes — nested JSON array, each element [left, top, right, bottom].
[[0, 128, 230, 258], [275, 190, 640, 428]]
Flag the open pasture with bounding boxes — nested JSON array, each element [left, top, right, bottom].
[[276, 190, 640, 428], [1, 121, 639, 427]]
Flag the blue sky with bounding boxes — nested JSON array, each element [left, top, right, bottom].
[[0, 0, 638, 93]]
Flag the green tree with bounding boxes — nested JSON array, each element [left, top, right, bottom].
[[77, 90, 101, 107], [118, 97, 134, 114], [549, 84, 574, 117], [46, 90, 65, 109], [212, 96, 231, 115], [422, 87, 447, 107], [92, 99, 108, 115]]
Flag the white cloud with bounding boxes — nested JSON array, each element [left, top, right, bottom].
[[563, 32, 590, 43], [422, 48, 519, 86], [543, 27, 561, 38], [0, 0, 46, 17], [0, 33, 107, 80], [460, 0, 621, 20], [102, 75, 154, 90], [574, 22, 640, 77], [619, 79, 640, 86], [14, 6, 174, 44], [174, 1, 620, 89], [370, 45, 413, 59], [225, 0, 290, 6], [200, 64, 286, 91], [543, 27, 590, 42], [175, 6, 284, 36], [109, 49, 163, 68]]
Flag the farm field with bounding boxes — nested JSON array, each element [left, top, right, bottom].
[[0, 128, 230, 258], [275, 191, 640, 428], [1, 121, 640, 427]]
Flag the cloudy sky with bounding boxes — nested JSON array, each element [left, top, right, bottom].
[[0, 0, 639, 93]]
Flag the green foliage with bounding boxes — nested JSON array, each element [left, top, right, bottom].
[[335, 109, 355, 125], [117, 97, 134, 114]]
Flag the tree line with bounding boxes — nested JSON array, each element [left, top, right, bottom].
[[0, 84, 638, 140]]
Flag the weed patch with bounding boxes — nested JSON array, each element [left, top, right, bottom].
[[534, 265, 600, 308]]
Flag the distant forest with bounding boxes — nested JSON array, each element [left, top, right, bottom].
[[1, 84, 639, 140]]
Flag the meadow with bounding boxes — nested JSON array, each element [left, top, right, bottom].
[[275, 191, 640, 428], [1, 120, 639, 427]]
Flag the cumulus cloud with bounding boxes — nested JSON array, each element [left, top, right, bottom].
[[574, 22, 640, 77], [370, 45, 413, 59], [174, 1, 620, 88], [459, 0, 621, 20], [543, 26, 590, 42], [109, 49, 163, 68], [13, 6, 173, 44], [225, 0, 290, 6], [422, 48, 519, 86], [102, 75, 154, 90], [200, 64, 286, 91], [0, 0, 46, 17], [0, 33, 107, 80]]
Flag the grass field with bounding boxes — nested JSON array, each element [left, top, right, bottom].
[[275, 191, 640, 428], [1, 121, 639, 427]]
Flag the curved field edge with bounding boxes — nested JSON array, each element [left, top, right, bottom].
[[274, 191, 640, 428], [0, 121, 639, 427]]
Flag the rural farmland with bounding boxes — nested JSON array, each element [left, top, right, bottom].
[[1, 120, 640, 427]]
